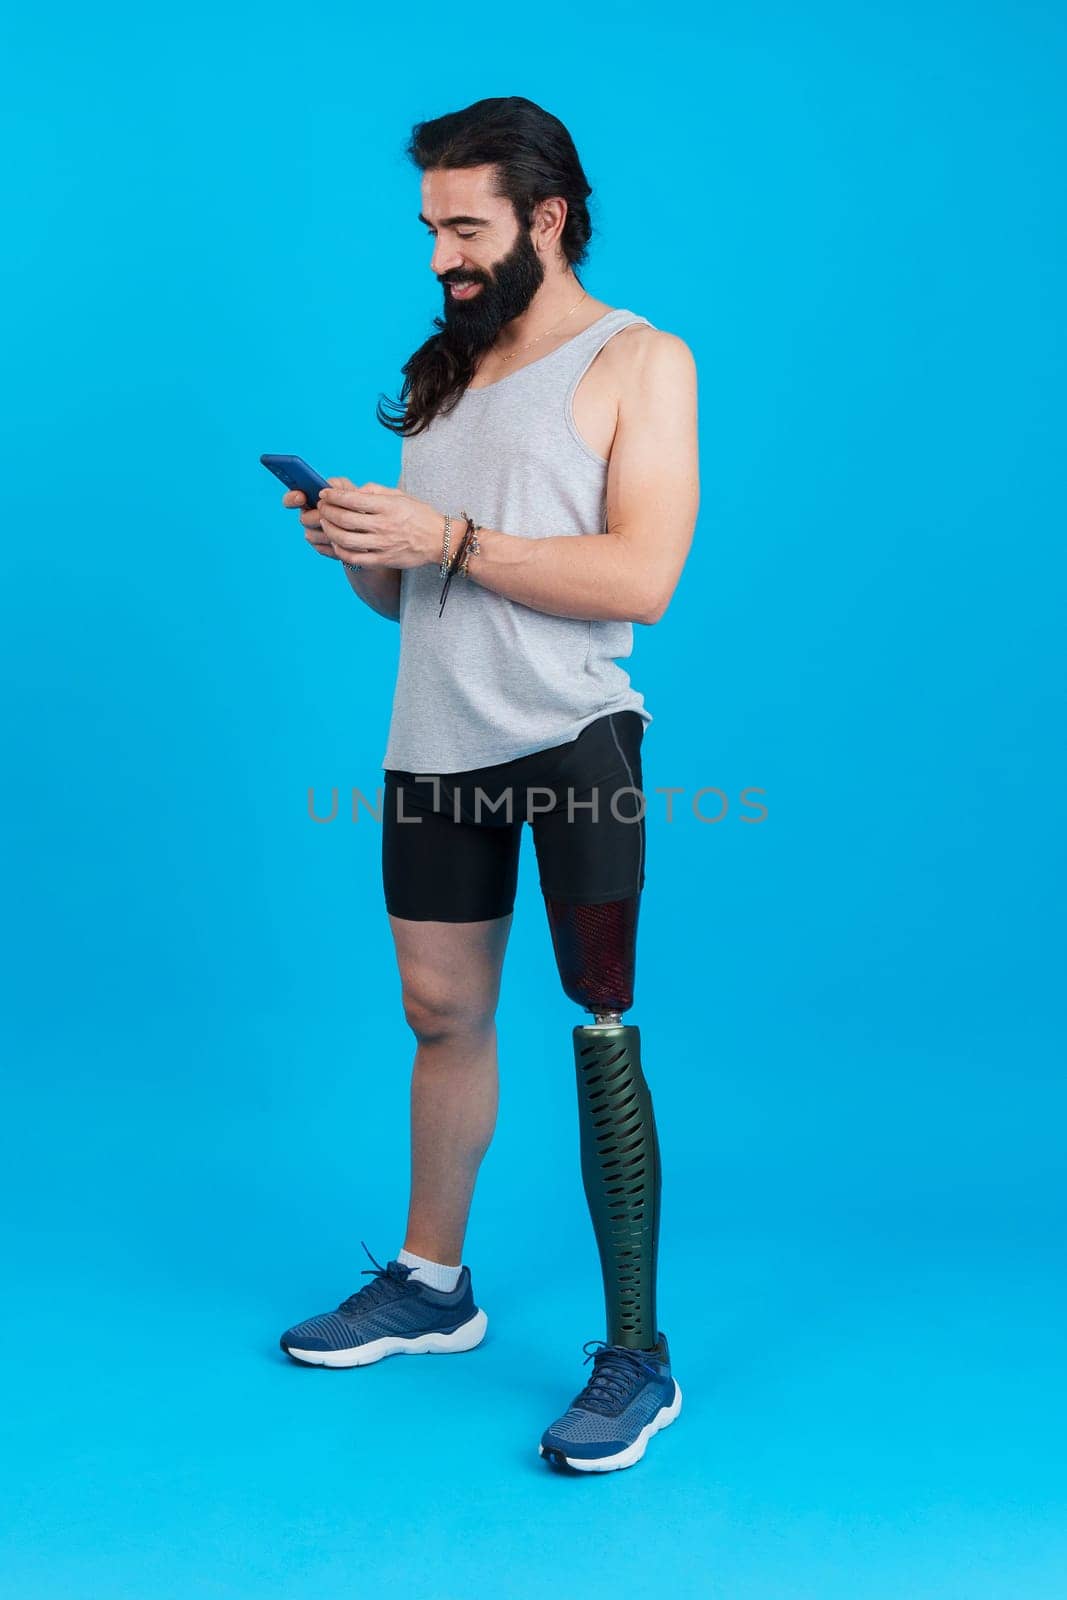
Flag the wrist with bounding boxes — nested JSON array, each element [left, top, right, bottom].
[[436, 513, 483, 616]]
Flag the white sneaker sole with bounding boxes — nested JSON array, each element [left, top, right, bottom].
[[538, 1379, 683, 1472], [283, 1308, 488, 1368]]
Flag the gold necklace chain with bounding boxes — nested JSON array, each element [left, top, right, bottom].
[[492, 289, 589, 363]]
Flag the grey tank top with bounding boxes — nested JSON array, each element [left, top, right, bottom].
[[381, 307, 656, 773]]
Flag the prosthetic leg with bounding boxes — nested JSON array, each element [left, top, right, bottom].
[[542, 894, 662, 1352]]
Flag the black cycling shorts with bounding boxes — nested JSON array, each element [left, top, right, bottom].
[[382, 710, 646, 922]]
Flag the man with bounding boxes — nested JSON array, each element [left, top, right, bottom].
[[277, 97, 699, 1473]]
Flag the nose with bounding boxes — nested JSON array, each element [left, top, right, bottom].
[[429, 238, 467, 279]]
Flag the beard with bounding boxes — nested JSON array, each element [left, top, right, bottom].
[[439, 224, 547, 359]]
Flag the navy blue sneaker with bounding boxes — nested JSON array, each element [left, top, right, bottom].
[[539, 1331, 682, 1471], [279, 1242, 488, 1368]]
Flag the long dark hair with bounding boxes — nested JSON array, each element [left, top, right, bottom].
[[376, 97, 595, 438]]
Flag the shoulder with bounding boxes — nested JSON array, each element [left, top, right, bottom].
[[604, 324, 697, 419], [607, 322, 696, 381]]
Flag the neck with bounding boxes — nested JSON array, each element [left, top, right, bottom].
[[492, 275, 587, 354]]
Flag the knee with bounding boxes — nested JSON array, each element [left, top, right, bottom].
[[401, 979, 496, 1044]]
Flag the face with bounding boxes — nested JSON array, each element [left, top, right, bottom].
[[421, 166, 546, 354]]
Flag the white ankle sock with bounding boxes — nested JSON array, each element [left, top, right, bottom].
[[396, 1247, 463, 1292]]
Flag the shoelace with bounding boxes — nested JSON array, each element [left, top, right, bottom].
[[571, 1339, 663, 1414], [337, 1240, 416, 1316]]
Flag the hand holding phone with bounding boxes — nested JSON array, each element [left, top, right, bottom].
[[261, 452, 352, 563], [260, 453, 330, 509]]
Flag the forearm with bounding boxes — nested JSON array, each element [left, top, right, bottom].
[[463, 526, 655, 624], [341, 562, 401, 622]]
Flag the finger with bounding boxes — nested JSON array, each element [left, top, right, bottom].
[[283, 489, 307, 507], [319, 486, 386, 512], [326, 537, 390, 564], [319, 505, 383, 530], [337, 549, 388, 567], [319, 507, 353, 531]]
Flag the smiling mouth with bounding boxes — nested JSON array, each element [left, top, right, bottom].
[[449, 280, 482, 298]]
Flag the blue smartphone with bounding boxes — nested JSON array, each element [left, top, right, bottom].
[[260, 453, 330, 509]]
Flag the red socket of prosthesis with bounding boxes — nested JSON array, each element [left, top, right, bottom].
[[541, 895, 639, 1014]]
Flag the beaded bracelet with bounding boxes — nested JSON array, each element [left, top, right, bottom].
[[439, 513, 454, 578], [458, 523, 482, 575]]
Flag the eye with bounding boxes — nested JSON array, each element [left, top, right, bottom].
[[425, 229, 479, 241]]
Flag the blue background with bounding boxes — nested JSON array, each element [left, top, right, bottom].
[[2, 1, 1064, 1594]]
